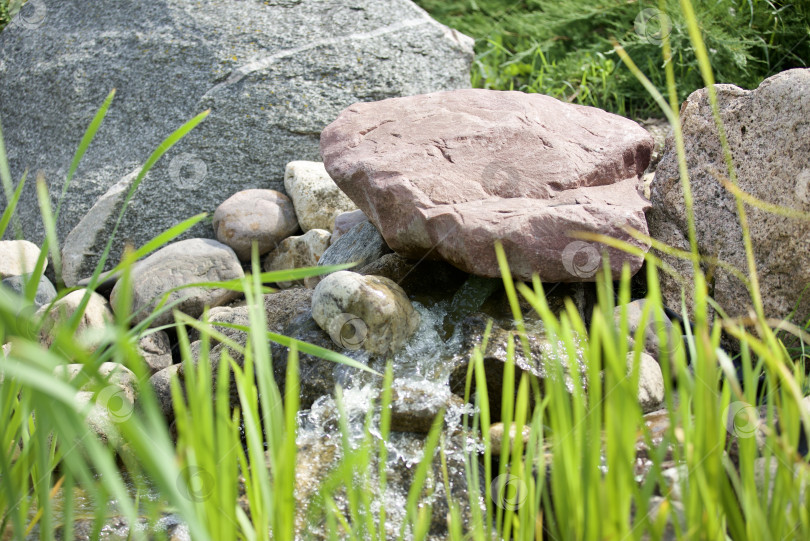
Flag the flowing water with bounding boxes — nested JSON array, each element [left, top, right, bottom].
[[18, 277, 582, 540]]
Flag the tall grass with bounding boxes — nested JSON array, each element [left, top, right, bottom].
[[416, 0, 809, 118], [2, 0, 810, 539]]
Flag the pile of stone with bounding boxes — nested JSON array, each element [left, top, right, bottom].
[[6, 1, 806, 529]]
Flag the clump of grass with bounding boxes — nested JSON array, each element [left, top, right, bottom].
[[416, 0, 810, 118]]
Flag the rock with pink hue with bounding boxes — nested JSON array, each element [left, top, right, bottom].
[[213, 189, 299, 261], [321, 89, 654, 282], [330, 209, 369, 245]]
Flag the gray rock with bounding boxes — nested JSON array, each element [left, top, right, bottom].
[[358, 252, 416, 284], [148, 364, 181, 421], [389, 379, 465, 433], [71, 363, 138, 445], [212, 189, 299, 262], [648, 68, 810, 324], [331, 209, 369, 245], [177, 289, 316, 410], [0, 0, 473, 278], [188, 287, 314, 369], [1, 273, 56, 308], [311, 270, 420, 356], [271, 312, 361, 410], [76, 390, 134, 446], [284, 161, 358, 233], [36, 289, 113, 352], [263, 229, 331, 289], [61, 169, 138, 287], [628, 352, 665, 413], [137, 330, 173, 374], [357, 252, 468, 296], [0, 240, 42, 279], [55, 362, 138, 403], [614, 299, 681, 361], [317, 220, 391, 273], [109, 238, 244, 328]]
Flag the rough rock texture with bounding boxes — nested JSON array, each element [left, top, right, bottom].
[[321, 89, 654, 281], [170, 289, 315, 413], [648, 69, 810, 323], [109, 239, 244, 327], [0, 240, 43, 279], [189, 288, 314, 367], [137, 330, 173, 374], [284, 161, 358, 232], [263, 229, 331, 288], [0, 0, 473, 276], [1, 273, 57, 308], [213, 189, 299, 261], [311, 270, 420, 356], [61, 169, 139, 287], [318, 221, 391, 273], [330, 209, 369, 245], [36, 289, 113, 352]]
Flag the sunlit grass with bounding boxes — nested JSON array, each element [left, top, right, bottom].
[[1, 0, 810, 539]]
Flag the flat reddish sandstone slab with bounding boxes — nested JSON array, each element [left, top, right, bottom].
[[321, 89, 654, 281]]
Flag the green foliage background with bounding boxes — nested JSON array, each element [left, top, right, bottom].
[[415, 0, 810, 117]]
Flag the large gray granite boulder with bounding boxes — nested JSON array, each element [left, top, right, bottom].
[[0, 0, 473, 285], [648, 68, 810, 323]]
